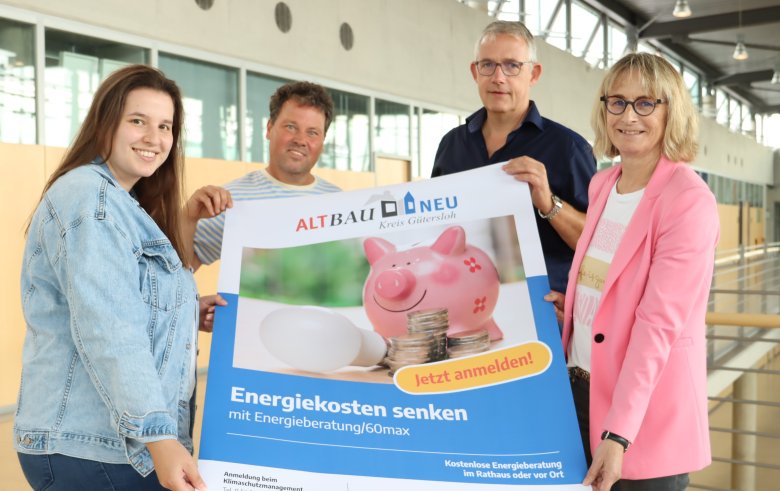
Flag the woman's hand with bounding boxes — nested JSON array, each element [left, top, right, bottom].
[[147, 439, 208, 491], [544, 290, 565, 324], [199, 294, 227, 333], [184, 185, 232, 222], [583, 438, 624, 491]]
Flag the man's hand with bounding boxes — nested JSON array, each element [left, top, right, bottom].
[[502, 156, 585, 250], [583, 438, 624, 491], [182, 186, 233, 271], [544, 290, 564, 324], [146, 439, 208, 491], [502, 156, 554, 213], [185, 185, 233, 222], [199, 294, 227, 333]]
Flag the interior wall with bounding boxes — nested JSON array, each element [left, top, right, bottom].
[[1, 0, 774, 184], [696, 118, 774, 184], [1, 0, 487, 112], [0, 143, 45, 408]]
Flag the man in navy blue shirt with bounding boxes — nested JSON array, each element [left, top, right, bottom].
[[432, 21, 596, 294]]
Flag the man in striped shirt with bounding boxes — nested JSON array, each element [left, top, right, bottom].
[[188, 81, 341, 271]]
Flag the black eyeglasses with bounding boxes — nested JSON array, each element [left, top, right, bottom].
[[474, 60, 534, 77], [600, 96, 666, 116]]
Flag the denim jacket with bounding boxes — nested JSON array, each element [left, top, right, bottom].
[[15, 161, 198, 476]]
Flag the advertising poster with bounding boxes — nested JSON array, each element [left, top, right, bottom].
[[198, 163, 588, 490]]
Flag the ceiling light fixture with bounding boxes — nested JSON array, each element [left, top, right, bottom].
[[733, 36, 749, 61], [733, 5, 748, 61], [772, 70, 780, 85], [673, 0, 692, 18]]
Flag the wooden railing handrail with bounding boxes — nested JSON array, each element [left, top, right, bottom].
[[706, 312, 780, 329]]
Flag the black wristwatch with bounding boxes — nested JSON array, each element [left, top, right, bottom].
[[601, 430, 630, 452]]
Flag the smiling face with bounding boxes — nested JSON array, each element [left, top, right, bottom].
[[106, 88, 174, 191], [265, 100, 326, 185], [471, 33, 541, 120], [606, 71, 668, 164]]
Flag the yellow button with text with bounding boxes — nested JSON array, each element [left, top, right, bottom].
[[394, 342, 552, 394]]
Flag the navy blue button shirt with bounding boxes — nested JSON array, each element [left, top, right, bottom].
[[431, 102, 596, 293]]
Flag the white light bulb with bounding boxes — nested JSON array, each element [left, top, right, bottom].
[[260, 306, 387, 372]]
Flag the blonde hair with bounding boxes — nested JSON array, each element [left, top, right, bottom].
[[591, 52, 698, 162]]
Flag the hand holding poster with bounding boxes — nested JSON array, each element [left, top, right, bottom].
[[198, 163, 588, 490]]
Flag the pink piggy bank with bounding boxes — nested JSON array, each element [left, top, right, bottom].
[[362, 225, 503, 341]]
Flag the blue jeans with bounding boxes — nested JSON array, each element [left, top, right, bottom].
[[18, 453, 167, 491], [569, 372, 689, 491]]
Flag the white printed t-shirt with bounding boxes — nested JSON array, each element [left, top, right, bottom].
[[568, 181, 644, 372]]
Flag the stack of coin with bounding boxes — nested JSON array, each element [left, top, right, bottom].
[[406, 308, 449, 362], [384, 332, 437, 374], [446, 329, 490, 358]]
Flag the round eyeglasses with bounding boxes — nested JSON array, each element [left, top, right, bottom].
[[474, 60, 534, 77], [600, 96, 666, 116]]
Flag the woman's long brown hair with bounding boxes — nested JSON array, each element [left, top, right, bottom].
[[30, 64, 187, 259]]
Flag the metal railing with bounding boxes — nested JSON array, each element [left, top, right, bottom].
[[691, 242, 780, 491], [691, 320, 780, 491]]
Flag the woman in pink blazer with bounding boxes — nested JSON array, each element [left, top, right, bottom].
[[556, 53, 719, 490]]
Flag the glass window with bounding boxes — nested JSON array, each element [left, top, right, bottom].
[[571, 2, 600, 58], [764, 114, 780, 148], [583, 17, 605, 68], [320, 88, 369, 172], [245, 72, 290, 163], [729, 98, 740, 132], [374, 99, 410, 157], [749, 183, 761, 207], [740, 109, 753, 135], [539, 0, 562, 38], [636, 41, 657, 54], [44, 29, 147, 147], [411, 106, 420, 177], [682, 67, 700, 108], [493, 0, 522, 21], [419, 108, 460, 178], [521, 0, 541, 33], [159, 53, 239, 160], [0, 18, 35, 144], [709, 174, 719, 202], [715, 90, 728, 126], [607, 21, 627, 66], [665, 55, 682, 74], [522, 0, 561, 38], [546, 5, 568, 52]]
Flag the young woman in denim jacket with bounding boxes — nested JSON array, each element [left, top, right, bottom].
[[16, 65, 211, 491]]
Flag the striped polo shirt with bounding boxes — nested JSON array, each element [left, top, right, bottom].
[[193, 169, 341, 265]]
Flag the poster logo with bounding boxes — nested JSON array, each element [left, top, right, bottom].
[[296, 190, 459, 232], [380, 191, 458, 218]]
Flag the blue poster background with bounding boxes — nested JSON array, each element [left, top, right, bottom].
[[198, 164, 588, 489]]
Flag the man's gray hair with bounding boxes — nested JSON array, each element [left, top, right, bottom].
[[474, 20, 537, 62]]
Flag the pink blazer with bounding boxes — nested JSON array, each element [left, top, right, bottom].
[[562, 156, 719, 479]]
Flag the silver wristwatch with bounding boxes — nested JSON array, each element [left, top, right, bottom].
[[537, 194, 563, 220]]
